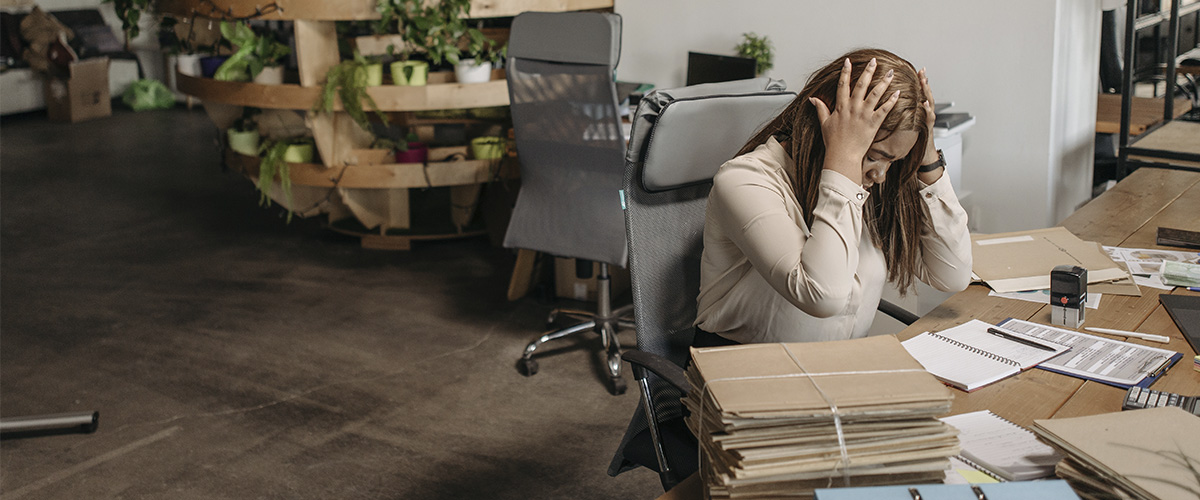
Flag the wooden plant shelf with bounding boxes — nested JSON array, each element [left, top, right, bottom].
[[226, 150, 517, 189], [158, 0, 612, 21], [176, 72, 509, 111]]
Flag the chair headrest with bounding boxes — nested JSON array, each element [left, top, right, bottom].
[[508, 12, 621, 67], [632, 78, 795, 192]]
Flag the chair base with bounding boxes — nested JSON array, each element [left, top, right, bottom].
[[517, 303, 634, 395]]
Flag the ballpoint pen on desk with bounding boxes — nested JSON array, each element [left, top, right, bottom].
[[1084, 327, 1171, 343], [986, 327, 1059, 352], [1188, 287, 1200, 292]]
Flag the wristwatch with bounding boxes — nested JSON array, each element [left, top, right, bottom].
[[918, 149, 945, 173]]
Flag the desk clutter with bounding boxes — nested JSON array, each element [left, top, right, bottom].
[[682, 336, 959, 499], [1031, 408, 1200, 500]]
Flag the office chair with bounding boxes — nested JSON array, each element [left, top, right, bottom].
[[503, 12, 633, 395], [607, 79, 921, 491]]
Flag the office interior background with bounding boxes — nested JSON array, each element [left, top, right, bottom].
[[2, 0, 1197, 498]]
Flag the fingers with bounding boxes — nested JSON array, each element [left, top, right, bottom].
[[865, 67, 894, 110], [836, 58, 851, 109], [810, 97, 831, 124], [919, 67, 936, 126], [874, 90, 901, 122], [851, 57, 877, 101], [919, 68, 935, 104]]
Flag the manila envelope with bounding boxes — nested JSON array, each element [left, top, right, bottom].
[[971, 227, 1129, 294]]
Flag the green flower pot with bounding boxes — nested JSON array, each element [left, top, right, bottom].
[[363, 63, 384, 87], [470, 137, 505, 160], [283, 143, 314, 163], [227, 129, 260, 156], [390, 61, 429, 86]]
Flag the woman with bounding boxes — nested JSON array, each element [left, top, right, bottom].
[[694, 48, 972, 345]]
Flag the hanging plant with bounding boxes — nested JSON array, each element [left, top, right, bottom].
[[255, 137, 314, 223], [312, 52, 389, 133], [735, 32, 775, 76]]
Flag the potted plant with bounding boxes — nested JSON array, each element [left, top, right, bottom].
[[213, 21, 291, 84], [735, 32, 774, 76], [454, 33, 504, 84], [227, 108, 261, 156], [312, 52, 389, 133], [394, 132, 428, 164], [469, 135, 505, 160], [102, 0, 154, 49], [256, 136, 314, 222]]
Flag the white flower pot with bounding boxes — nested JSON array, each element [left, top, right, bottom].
[[176, 53, 202, 77], [253, 66, 285, 85], [454, 59, 492, 84]]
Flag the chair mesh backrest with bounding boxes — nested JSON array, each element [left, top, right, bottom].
[[623, 79, 794, 367], [502, 12, 628, 266], [609, 78, 794, 477]]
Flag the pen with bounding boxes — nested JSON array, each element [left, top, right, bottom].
[[987, 327, 1058, 352], [1084, 327, 1171, 343], [1188, 287, 1200, 292]]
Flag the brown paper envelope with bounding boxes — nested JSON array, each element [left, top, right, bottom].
[[1033, 407, 1200, 500], [690, 336, 952, 416], [972, 227, 1128, 293]]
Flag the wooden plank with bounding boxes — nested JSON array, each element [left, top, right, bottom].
[[158, 0, 379, 21], [1129, 121, 1200, 168], [1117, 174, 1200, 249], [507, 249, 538, 301], [158, 0, 612, 21], [227, 151, 518, 189], [293, 20, 340, 88], [470, 0, 612, 18], [366, 79, 510, 110], [1060, 168, 1200, 245], [175, 72, 509, 110], [1095, 93, 1190, 135]]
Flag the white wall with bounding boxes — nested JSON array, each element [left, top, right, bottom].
[[614, 0, 1102, 234]]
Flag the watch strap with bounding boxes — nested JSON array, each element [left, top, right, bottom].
[[919, 149, 945, 173]]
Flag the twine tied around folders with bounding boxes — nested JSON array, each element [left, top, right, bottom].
[[696, 343, 926, 487]]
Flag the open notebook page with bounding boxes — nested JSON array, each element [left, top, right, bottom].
[[941, 410, 1060, 481], [902, 320, 1070, 391]]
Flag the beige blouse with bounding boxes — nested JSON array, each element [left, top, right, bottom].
[[695, 137, 972, 344]]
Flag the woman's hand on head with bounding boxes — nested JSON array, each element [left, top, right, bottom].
[[917, 68, 945, 184], [810, 57, 899, 185]]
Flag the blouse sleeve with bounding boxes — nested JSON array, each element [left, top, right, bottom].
[[709, 164, 870, 318], [913, 173, 973, 292]]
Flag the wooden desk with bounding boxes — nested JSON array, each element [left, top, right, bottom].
[[1094, 93, 1190, 135], [896, 167, 1200, 429], [657, 168, 1200, 499]]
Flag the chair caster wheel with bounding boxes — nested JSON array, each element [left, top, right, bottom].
[[517, 358, 539, 376], [607, 376, 627, 395]]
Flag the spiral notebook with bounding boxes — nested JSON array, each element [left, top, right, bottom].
[[901, 320, 1071, 392], [941, 410, 1061, 481]]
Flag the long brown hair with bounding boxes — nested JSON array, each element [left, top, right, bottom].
[[738, 48, 930, 292]]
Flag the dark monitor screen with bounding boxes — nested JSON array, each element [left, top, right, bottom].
[[686, 52, 757, 86]]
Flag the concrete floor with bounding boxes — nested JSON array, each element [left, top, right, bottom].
[[0, 107, 660, 499]]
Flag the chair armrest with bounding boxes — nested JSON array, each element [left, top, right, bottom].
[[621, 349, 690, 393], [878, 299, 919, 326]]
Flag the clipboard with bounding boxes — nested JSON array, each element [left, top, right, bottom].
[[998, 318, 1183, 389]]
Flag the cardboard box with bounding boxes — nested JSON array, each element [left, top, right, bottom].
[[554, 257, 630, 302], [44, 57, 111, 123]]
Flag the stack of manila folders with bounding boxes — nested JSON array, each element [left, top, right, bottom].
[[683, 335, 959, 499], [1032, 407, 1200, 500]]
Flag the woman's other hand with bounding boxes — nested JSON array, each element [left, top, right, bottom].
[[917, 68, 945, 184], [810, 57, 899, 185]]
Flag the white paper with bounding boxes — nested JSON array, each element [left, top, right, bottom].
[[988, 289, 1103, 309], [999, 319, 1178, 387], [1103, 246, 1200, 290]]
